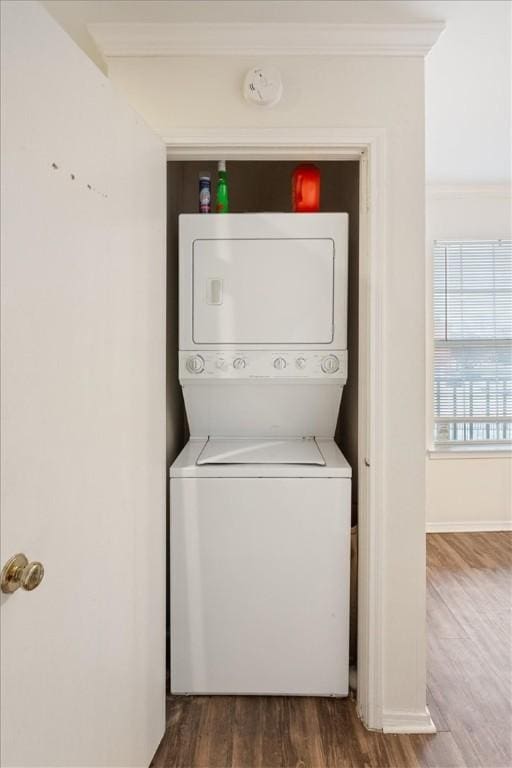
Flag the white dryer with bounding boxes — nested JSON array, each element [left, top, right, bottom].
[[170, 213, 352, 696]]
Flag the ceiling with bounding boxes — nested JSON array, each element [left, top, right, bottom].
[[41, 0, 511, 184]]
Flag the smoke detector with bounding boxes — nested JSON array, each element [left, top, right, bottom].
[[243, 66, 283, 107]]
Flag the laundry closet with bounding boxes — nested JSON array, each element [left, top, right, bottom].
[[0, 5, 441, 761], [166, 160, 360, 695]]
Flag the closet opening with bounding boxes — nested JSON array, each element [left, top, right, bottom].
[[166, 159, 361, 689]]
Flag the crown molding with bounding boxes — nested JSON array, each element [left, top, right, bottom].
[[88, 22, 445, 59]]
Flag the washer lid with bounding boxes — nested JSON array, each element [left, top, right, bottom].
[[196, 437, 326, 466], [170, 439, 351, 478]]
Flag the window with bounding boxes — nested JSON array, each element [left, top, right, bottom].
[[433, 239, 512, 447]]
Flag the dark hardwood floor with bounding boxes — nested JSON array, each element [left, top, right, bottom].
[[151, 532, 512, 767]]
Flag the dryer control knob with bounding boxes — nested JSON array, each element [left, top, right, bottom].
[[233, 357, 247, 370], [321, 355, 340, 374], [186, 355, 205, 374], [274, 357, 287, 370], [295, 357, 307, 369]]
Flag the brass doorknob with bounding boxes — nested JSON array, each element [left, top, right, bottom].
[[1, 553, 45, 593]]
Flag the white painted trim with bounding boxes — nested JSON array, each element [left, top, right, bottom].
[[355, 135, 386, 734], [428, 448, 512, 460], [427, 184, 512, 200], [163, 126, 370, 160], [427, 521, 512, 533], [88, 21, 445, 59], [165, 126, 387, 732], [382, 708, 436, 734]]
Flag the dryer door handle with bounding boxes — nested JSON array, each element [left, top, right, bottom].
[[207, 278, 223, 305]]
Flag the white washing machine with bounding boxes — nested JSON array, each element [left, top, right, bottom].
[[170, 213, 352, 696]]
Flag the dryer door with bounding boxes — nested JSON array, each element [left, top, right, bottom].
[[192, 237, 334, 345]]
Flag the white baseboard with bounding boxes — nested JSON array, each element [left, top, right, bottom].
[[426, 521, 512, 533], [382, 707, 436, 734]]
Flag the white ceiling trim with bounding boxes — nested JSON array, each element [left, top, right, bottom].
[[87, 22, 445, 59]]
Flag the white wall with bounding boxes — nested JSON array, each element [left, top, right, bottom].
[[426, 186, 512, 531], [427, 456, 512, 531], [41, 1, 511, 184], [104, 49, 430, 729], [423, 0, 510, 184]]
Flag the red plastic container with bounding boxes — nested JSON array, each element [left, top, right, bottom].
[[292, 164, 320, 212]]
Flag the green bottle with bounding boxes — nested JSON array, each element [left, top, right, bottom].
[[216, 160, 229, 213]]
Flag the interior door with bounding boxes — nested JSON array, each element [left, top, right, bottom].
[[1, 3, 166, 766], [193, 238, 335, 344]]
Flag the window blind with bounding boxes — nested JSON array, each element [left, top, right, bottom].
[[433, 239, 512, 446]]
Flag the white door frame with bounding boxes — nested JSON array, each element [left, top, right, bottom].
[[165, 126, 387, 730]]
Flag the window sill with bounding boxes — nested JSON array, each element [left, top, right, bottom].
[[428, 446, 512, 460]]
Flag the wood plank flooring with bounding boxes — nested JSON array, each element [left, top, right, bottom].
[[151, 532, 512, 767]]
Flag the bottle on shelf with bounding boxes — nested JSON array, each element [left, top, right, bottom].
[[198, 173, 211, 213], [292, 164, 320, 212], [216, 160, 229, 213]]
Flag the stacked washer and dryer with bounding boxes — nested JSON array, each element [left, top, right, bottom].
[[170, 213, 351, 697]]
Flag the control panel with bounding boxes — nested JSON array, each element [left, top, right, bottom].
[[179, 350, 347, 380]]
